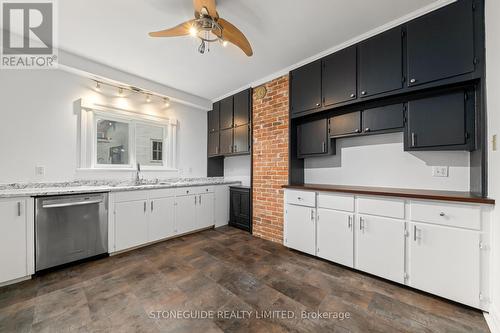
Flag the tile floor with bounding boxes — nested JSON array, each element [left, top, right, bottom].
[[0, 226, 490, 332]]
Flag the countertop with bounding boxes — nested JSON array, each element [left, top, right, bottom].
[[282, 184, 495, 205], [0, 178, 241, 198]]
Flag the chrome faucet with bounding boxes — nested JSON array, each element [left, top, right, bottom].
[[135, 163, 142, 185]]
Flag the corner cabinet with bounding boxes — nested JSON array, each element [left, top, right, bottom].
[[283, 189, 492, 311], [0, 197, 34, 285]]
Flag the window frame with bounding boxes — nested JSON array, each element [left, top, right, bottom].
[[79, 99, 177, 171]]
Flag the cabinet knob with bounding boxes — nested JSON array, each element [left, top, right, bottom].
[[316, 103, 321, 107], [350, 93, 356, 98], [410, 78, 416, 84], [365, 128, 370, 132], [439, 212, 445, 217], [361, 91, 367, 95], [354, 129, 361, 133]]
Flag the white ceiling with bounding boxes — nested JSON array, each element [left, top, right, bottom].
[[59, 0, 445, 101]]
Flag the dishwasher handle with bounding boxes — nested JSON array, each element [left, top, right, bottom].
[[42, 199, 103, 209]]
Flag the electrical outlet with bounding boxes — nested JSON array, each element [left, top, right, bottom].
[[432, 166, 449, 177], [35, 165, 45, 176]]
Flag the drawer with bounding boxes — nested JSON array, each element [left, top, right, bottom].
[[192, 186, 215, 195], [318, 193, 354, 212], [285, 190, 316, 207], [175, 187, 196, 196], [410, 201, 481, 230], [114, 190, 149, 203], [149, 188, 175, 199], [358, 196, 405, 219]]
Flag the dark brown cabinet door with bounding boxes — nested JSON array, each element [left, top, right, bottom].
[[290, 60, 322, 115], [407, 0, 474, 86], [322, 46, 357, 106], [298, 118, 329, 156], [329, 112, 362, 138], [406, 91, 466, 149], [359, 27, 403, 97], [219, 128, 233, 155], [362, 104, 404, 133], [208, 104, 220, 132], [219, 96, 234, 129], [230, 187, 251, 232], [233, 89, 250, 127], [233, 125, 250, 154], [207, 131, 220, 156]]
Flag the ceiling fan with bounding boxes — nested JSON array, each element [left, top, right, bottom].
[[149, 0, 253, 56]]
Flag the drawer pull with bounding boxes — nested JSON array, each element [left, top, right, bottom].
[[439, 212, 445, 217], [297, 197, 303, 201], [310, 209, 314, 221]]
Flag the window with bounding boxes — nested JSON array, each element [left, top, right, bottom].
[[79, 100, 177, 171], [151, 140, 163, 163]]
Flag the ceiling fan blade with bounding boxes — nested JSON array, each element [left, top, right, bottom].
[[149, 20, 195, 37], [217, 18, 253, 56], [193, 0, 218, 18]]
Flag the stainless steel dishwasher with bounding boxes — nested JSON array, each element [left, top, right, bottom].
[[35, 193, 108, 271]]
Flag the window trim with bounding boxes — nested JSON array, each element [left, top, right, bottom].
[[79, 99, 178, 171]]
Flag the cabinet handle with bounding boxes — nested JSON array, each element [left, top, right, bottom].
[[229, 145, 233, 153], [359, 217, 365, 231], [365, 128, 370, 132], [144, 201, 147, 213], [310, 209, 314, 221], [439, 212, 445, 217], [234, 145, 238, 153], [410, 78, 416, 84], [348, 215, 353, 229], [199, 195, 202, 205], [195, 196, 197, 205], [151, 201, 154, 212], [17, 202, 22, 217], [322, 142, 326, 152], [361, 91, 367, 95], [411, 132, 416, 147], [350, 93, 356, 98], [413, 225, 417, 241]]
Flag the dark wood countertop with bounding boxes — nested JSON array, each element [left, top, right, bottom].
[[282, 184, 495, 205]]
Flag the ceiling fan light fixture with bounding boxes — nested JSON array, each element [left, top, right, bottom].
[[189, 26, 198, 37], [221, 39, 228, 47]]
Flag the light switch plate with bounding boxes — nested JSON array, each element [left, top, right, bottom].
[[432, 166, 449, 177], [35, 165, 45, 176]]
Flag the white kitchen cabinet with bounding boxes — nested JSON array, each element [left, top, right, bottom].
[[175, 195, 197, 235], [317, 208, 354, 267], [0, 198, 33, 285], [115, 200, 149, 252], [197, 193, 215, 229], [284, 204, 316, 255], [356, 215, 405, 283], [409, 222, 480, 308], [149, 197, 175, 242]]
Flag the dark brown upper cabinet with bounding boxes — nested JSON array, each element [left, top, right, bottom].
[[322, 46, 357, 106], [219, 96, 234, 129], [407, 0, 475, 87], [233, 125, 250, 154], [362, 104, 404, 134], [405, 90, 473, 151], [233, 89, 251, 127], [297, 118, 330, 158], [359, 27, 403, 97], [219, 128, 234, 155], [290, 60, 322, 115], [208, 105, 220, 133], [329, 112, 362, 138], [208, 131, 220, 157]]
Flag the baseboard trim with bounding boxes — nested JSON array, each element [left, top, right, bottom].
[[485, 304, 500, 333]]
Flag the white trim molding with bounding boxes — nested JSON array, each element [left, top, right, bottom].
[[485, 304, 500, 333], [78, 99, 178, 171]]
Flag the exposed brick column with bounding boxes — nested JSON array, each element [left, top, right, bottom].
[[252, 75, 289, 243]]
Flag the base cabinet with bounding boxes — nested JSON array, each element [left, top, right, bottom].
[[175, 195, 198, 235], [284, 204, 316, 256], [356, 215, 405, 283], [317, 208, 354, 267], [115, 200, 149, 252], [149, 197, 175, 243], [0, 198, 33, 284], [197, 193, 215, 229], [408, 222, 480, 308]]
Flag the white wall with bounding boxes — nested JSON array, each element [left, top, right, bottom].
[[486, 0, 500, 328], [305, 132, 470, 191], [0, 69, 207, 183], [223, 155, 251, 186]]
